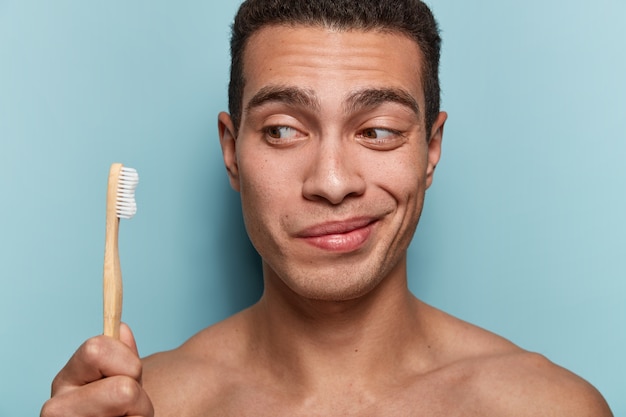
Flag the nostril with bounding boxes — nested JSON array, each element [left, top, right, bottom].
[[302, 159, 366, 205]]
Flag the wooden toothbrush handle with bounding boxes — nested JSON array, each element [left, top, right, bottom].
[[103, 163, 123, 339]]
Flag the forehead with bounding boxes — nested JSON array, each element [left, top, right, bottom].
[[241, 25, 425, 108]]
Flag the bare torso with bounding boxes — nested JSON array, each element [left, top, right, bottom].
[[142, 300, 610, 417]]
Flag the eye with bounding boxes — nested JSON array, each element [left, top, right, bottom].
[[266, 126, 294, 139], [263, 125, 306, 145], [360, 128, 394, 140], [357, 128, 407, 150]]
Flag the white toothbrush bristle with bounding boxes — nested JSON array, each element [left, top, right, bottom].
[[116, 167, 138, 219]]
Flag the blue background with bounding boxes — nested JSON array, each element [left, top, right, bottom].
[[1, 1, 624, 415]]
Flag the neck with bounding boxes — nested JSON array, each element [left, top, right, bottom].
[[248, 256, 435, 390]]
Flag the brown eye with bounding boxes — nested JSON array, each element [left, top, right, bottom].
[[265, 126, 298, 139], [267, 126, 282, 138], [263, 125, 306, 145], [361, 128, 378, 139], [358, 128, 397, 141], [356, 128, 407, 150]]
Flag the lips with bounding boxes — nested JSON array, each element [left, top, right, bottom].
[[296, 217, 378, 252]]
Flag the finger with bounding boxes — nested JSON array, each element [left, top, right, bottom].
[[41, 375, 154, 417], [119, 322, 139, 356], [52, 336, 142, 396]]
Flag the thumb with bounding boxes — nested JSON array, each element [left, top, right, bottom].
[[119, 322, 140, 356]]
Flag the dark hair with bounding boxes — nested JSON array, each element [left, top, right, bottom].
[[228, 0, 442, 135]]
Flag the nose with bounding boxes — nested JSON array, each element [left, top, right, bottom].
[[302, 141, 366, 205]]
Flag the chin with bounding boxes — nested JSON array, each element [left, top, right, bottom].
[[262, 244, 406, 304], [281, 265, 387, 303]]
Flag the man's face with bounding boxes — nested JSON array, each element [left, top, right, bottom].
[[219, 25, 446, 302]]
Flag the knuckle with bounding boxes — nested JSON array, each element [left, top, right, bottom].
[[49, 374, 62, 396], [111, 376, 142, 404], [40, 398, 60, 417], [81, 336, 107, 361]]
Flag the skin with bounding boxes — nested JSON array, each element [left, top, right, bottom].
[[41, 26, 613, 417]]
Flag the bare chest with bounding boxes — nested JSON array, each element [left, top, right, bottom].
[[172, 377, 482, 417]]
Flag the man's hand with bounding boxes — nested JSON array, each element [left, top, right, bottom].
[[40, 323, 154, 417]]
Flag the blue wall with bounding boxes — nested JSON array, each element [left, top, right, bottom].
[[0, 1, 624, 415]]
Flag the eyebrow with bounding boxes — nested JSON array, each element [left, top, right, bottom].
[[245, 85, 321, 114], [344, 88, 420, 118], [244, 85, 420, 118]]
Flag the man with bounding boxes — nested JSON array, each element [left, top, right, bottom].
[[41, 0, 613, 415]]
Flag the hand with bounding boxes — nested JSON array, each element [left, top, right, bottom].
[[41, 323, 154, 417]]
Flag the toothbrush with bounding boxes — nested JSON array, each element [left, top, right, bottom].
[[103, 163, 138, 339]]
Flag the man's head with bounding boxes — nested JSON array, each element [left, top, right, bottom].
[[218, 0, 447, 302], [218, 20, 446, 300], [228, 0, 442, 136]]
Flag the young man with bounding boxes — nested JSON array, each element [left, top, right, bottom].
[[41, 0, 613, 416]]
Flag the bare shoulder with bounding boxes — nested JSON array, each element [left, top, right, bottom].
[[420, 303, 612, 416], [141, 310, 253, 416], [469, 350, 613, 416], [431, 306, 611, 416]]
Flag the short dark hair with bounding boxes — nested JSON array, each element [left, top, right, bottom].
[[228, 0, 442, 135]]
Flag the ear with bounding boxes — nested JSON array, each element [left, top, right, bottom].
[[425, 111, 447, 189], [218, 111, 241, 192]]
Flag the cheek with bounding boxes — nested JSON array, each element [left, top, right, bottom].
[[237, 144, 305, 202], [237, 154, 292, 236], [238, 175, 276, 258], [374, 150, 426, 197]]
